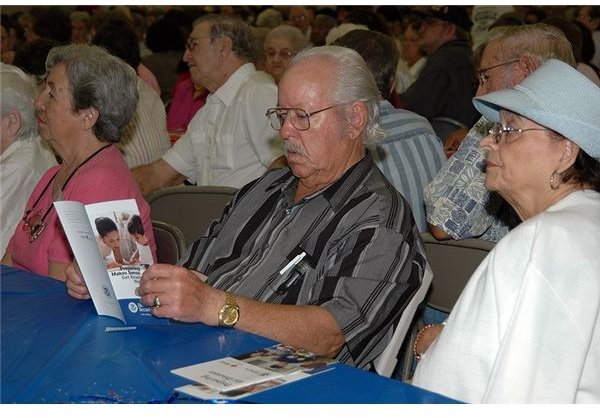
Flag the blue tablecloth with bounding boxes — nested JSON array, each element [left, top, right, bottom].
[[0, 266, 458, 404]]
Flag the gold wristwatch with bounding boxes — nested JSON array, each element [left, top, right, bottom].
[[218, 292, 240, 327]]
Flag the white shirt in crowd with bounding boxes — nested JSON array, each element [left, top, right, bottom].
[[162, 63, 280, 188], [1, 134, 57, 256]]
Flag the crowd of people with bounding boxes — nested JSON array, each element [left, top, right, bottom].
[[1, 5, 599, 404]]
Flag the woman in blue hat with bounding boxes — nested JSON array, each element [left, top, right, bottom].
[[412, 59, 600, 403]]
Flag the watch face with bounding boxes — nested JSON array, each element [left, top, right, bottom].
[[221, 305, 239, 326]]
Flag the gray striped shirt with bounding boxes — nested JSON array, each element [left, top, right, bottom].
[[181, 155, 428, 369]]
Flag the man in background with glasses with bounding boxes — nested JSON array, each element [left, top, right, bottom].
[[127, 46, 427, 370], [424, 24, 576, 244], [132, 14, 281, 196]]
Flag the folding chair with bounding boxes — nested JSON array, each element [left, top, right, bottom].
[[373, 263, 433, 377], [152, 220, 187, 264], [146, 185, 237, 247], [396, 233, 495, 381]]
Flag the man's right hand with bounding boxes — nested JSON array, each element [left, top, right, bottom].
[[65, 261, 91, 300]]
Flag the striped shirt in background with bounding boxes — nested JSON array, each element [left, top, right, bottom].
[[117, 77, 171, 168], [370, 100, 447, 232], [180, 155, 428, 370]]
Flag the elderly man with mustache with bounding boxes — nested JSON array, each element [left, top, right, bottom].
[[66, 45, 428, 371]]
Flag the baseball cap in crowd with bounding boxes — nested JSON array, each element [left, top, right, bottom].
[[473, 59, 600, 159], [424, 6, 473, 32]]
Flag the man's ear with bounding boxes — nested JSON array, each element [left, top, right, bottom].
[[217, 36, 233, 60], [518, 55, 537, 77], [347, 101, 368, 139], [5, 110, 22, 138]]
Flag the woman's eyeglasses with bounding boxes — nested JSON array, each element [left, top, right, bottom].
[[487, 122, 550, 144]]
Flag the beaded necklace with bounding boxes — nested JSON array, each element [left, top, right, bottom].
[[21, 144, 111, 242]]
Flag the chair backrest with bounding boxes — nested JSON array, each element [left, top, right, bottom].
[[421, 232, 495, 313], [152, 220, 187, 265], [373, 263, 433, 377], [147, 185, 237, 247], [429, 116, 468, 145]]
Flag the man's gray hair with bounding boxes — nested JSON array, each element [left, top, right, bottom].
[[487, 23, 576, 67], [0, 65, 38, 141], [290, 46, 386, 144], [45, 44, 138, 143], [196, 14, 255, 63]]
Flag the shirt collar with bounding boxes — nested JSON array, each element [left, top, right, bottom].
[[267, 151, 374, 212], [211, 63, 256, 106]]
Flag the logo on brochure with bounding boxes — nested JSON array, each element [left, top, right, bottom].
[[128, 302, 139, 313], [103, 285, 111, 297]]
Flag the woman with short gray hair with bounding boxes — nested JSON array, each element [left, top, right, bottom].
[[2, 44, 155, 281]]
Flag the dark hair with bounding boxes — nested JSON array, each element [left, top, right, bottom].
[[127, 215, 145, 236], [346, 9, 389, 35], [95, 217, 118, 237], [145, 16, 187, 53], [30, 6, 71, 44], [562, 151, 600, 192], [333, 29, 399, 100], [572, 20, 596, 64], [13, 38, 60, 78], [92, 18, 141, 69]]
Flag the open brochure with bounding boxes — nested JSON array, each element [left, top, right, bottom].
[[55, 199, 166, 326], [171, 344, 336, 400]]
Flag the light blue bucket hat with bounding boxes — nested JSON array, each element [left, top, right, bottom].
[[473, 59, 600, 159]]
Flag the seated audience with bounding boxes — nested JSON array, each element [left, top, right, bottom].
[[1, 44, 155, 280], [412, 59, 600, 403], [132, 14, 280, 196], [70, 10, 92, 44], [65, 45, 429, 370], [287, 6, 314, 44], [26, 6, 71, 45], [0, 64, 57, 257], [395, 20, 427, 95], [399, 6, 479, 128], [166, 71, 208, 142], [12, 37, 60, 86], [310, 13, 337, 47], [544, 16, 600, 86], [334, 29, 446, 232], [252, 8, 284, 69], [577, 6, 600, 69], [142, 15, 187, 103], [424, 24, 575, 242], [263, 24, 308, 84], [1, 20, 17, 64], [92, 18, 171, 168]]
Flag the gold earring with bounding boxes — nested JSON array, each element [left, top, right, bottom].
[[549, 171, 562, 190]]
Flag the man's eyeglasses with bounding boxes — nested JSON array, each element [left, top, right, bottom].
[[476, 60, 519, 87], [265, 103, 350, 131], [487, 122, 550, 144]]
